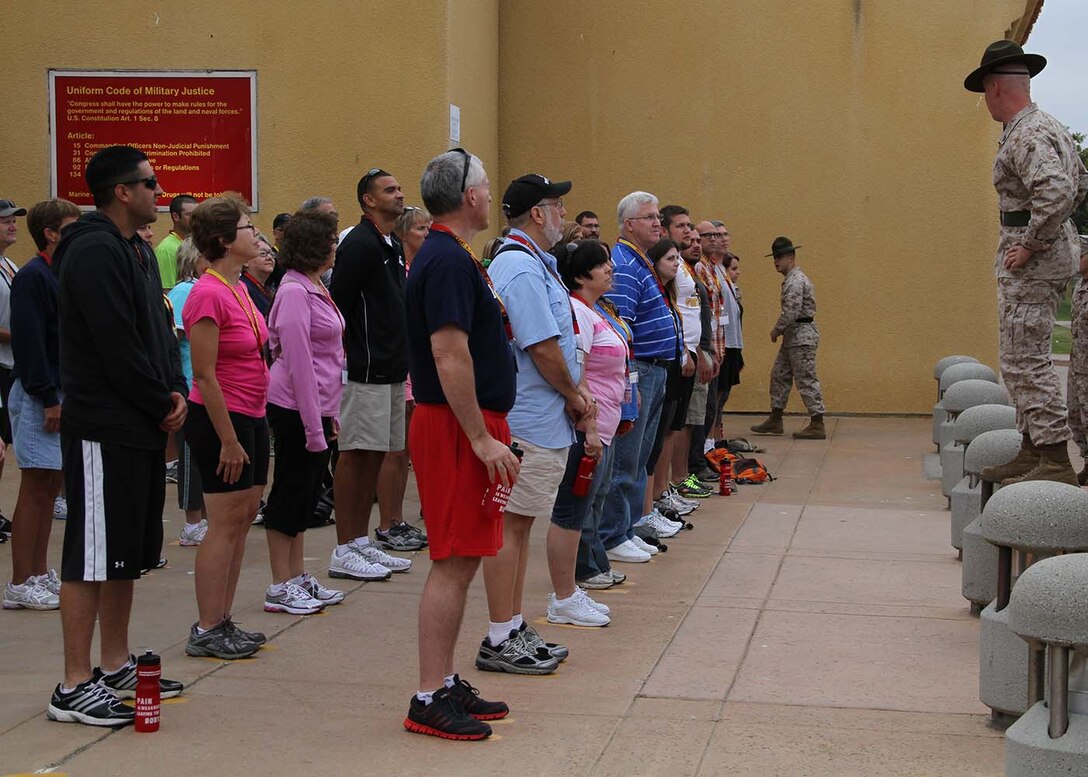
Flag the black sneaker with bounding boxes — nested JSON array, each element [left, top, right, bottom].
[[519, 622, 568, 662], [374, 523, 425, 551], [395, 520, 428, 546], [92, 655, 184, 699], [0, 514, 11, 540], [47, 679, 135, 727], [403, 687, 492, 740], [224, 618, 267, 647], [475, 629, 559, 675], [446, 675, 509, 720], [185, 621, 260, 659]]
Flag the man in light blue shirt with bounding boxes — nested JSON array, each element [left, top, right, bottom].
[[480, 174, 593, 673]]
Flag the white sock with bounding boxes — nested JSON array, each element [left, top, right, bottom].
[[443, 674, 458, 688], [511, 613, 524, 631], [61, 684, 78, 694], [488, 618, 515, 647], [268, 582, 287, 595], [355, 536, 371, 548], [335, 542, 352, 555], [416, 691, 433, 705], [196, 625, 210, 635]]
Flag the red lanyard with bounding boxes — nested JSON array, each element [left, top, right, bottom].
[[617, 237, 681, 344], [589, 297, 633, 383], [429, 224, 512, 341], [206, 269, 264, 354], [242, 271, 272, 303], [506, 233, 579, 336]]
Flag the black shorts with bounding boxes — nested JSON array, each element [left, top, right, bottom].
[[185, 402, 270, 494], [262, 403, 332, 537], [174, 427, 204, 512], [0, 365, 14, 444], [670, 356, 697, 432], [60, 435, 165, 582]]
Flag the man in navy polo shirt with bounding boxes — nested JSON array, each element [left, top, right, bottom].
[[601, 191, 679, 563]]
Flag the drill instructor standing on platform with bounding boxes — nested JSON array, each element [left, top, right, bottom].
[[750, 236, 826, 440], [964, 40, 1088, 486]]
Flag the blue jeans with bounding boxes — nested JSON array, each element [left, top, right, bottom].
[[599, 360, 667, 550]]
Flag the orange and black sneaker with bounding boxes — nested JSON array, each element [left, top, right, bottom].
[[447, 675, 509, 720], [403, 687, 492, 741]]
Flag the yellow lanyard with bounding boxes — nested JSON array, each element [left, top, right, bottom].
[[205, 268, 263, 353]]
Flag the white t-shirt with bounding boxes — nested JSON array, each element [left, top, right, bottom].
[[0, 256, 17, 368], [674, 260, 701, 354]]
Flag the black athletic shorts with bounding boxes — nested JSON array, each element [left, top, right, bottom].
[[185, 402, 269, 494], [670, 354, 697, 432], [60, 435, 165, 582]]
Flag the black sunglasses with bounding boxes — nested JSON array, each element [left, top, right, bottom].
[[116, 176, 158, 191], [360, 167, 390, 192], [450, 148, 471, 192]]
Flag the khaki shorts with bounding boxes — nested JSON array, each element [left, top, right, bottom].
[[505, 437, 569, 519], [339, 381, 406, 451], [687, 379, 709, 426]]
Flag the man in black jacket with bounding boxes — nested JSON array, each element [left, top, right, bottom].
[[326, 168, 415, 581], [47, 145, 187, 728]]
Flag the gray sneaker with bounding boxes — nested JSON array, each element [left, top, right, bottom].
[[185, 621, 260, 659], [373, 524, 425, 551], [223, 618, 266, 647], [475, 629, 559, 675], [519, 622, 569, 662]]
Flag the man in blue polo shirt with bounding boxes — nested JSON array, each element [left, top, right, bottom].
[[477, 174, 596, 674], [601, 191, 680, 563]]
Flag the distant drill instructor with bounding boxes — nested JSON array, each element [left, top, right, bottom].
[[750, 236, 825, 439], [963, 40, 1088, 486]]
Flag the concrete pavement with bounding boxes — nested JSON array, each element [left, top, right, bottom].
[[0, 416, 1003, 776]]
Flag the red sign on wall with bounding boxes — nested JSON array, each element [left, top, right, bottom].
[[49, 71, 258, 208]]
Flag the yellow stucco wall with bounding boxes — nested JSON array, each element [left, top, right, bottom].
[[0, 0, 1044, 413]]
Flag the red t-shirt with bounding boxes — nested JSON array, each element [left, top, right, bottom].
[[183, 272, 269, 418]]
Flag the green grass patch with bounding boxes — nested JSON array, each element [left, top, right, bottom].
[[1058, 285, 1072, 321], [1053, 323, 1072, 355]]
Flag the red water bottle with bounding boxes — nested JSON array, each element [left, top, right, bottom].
[[482, 443, 524, 517], [134, 650, 161, 732], [572, 455, 598, 497], [718, 460, 734, 496]]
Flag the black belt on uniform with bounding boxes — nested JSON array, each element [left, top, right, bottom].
[[1000, 210, 1031, 227], [636, 357, 673, 368], [795, 317, 814, 324]]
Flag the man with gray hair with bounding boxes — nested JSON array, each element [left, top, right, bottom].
[[403, 148, 518, 740], [963, 40, 1088, 485], [600, 192, 680, 564]]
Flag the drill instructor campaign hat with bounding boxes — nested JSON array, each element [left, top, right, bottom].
[[766, 236, 801, 258], [963, 40, 1046, 93]]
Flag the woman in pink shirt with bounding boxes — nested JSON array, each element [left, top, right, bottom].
[[262, 209, 346, 614], [183, 195, 271, 660]]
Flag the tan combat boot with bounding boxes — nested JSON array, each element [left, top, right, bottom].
[[978, 434, 1038, 483], [1002, 442, 1080, 487], [793, 414, 826, 440], [750, 408, 784, 435]]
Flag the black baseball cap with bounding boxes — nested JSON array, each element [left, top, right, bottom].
[[272, 212, 292, 230], [501, 174, 572, 219], [0, 200, 27, 218]]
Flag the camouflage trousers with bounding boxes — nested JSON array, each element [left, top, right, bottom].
[[1069, 368, 1088, 459], [997, 277, 1070, 446], [770, 344, 825, 415]]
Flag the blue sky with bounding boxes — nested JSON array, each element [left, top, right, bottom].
[[1027, 0, 1087, 138]]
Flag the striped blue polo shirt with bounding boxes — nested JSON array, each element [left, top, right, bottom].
[[605, 239, 679, 360]]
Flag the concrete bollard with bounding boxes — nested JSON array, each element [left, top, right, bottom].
[[1006, 554, 1088, 775], [941, 404, 1018, 499], [954, 428, 1021, 556], [938, 379, 1011, 451], [933, 355, 981, 402], [933, 361, 995, 449], [977, 483, 1088, 723]]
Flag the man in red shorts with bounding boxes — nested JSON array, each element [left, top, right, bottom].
[[402, 148, 520, 740]]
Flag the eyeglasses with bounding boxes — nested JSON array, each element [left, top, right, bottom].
[[698, 232, 727, 239], [535, 199, 563, 211], [236, 224, 258, 234], [450, 147, 472, 192], [628, 213, 662, 223], [117, 176, 158, 191]]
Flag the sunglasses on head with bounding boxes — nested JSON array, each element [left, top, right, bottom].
[[449, 148, 472, 192]]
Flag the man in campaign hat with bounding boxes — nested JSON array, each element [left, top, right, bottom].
[[751, 236, 825, 439], [964, 40, 1088, 486]]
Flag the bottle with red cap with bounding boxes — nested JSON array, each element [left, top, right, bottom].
[[134, 649, 161, 732], [572, 455, 598, 497]]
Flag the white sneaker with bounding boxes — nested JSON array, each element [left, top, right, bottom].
[[33, 569, 61, 596], [575, 587, 610, 615], [3, 580, 60, 610], [647, 510, 681, 538], [629, 535, 659, 555], [657, 490, 695, 516], [328, 543, 392, 581], [547, 591, 610, 627], [654, 508, 684, 531], [353, 541, 412, 573], [300, 573, 345, 605], [264, 582, 325, 615], [605, 540, 651, 563], [666, 487, 700, 511], [53, 496, 68, 520], [179, 519, 208, 546]]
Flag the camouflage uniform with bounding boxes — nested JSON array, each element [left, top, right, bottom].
[[993, 103, 1088, 446], [769, 266, 824, 414], [1069, 270, 1088, 458]]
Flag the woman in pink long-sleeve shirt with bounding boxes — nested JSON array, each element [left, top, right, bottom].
[[261, 209, 347, 615]]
